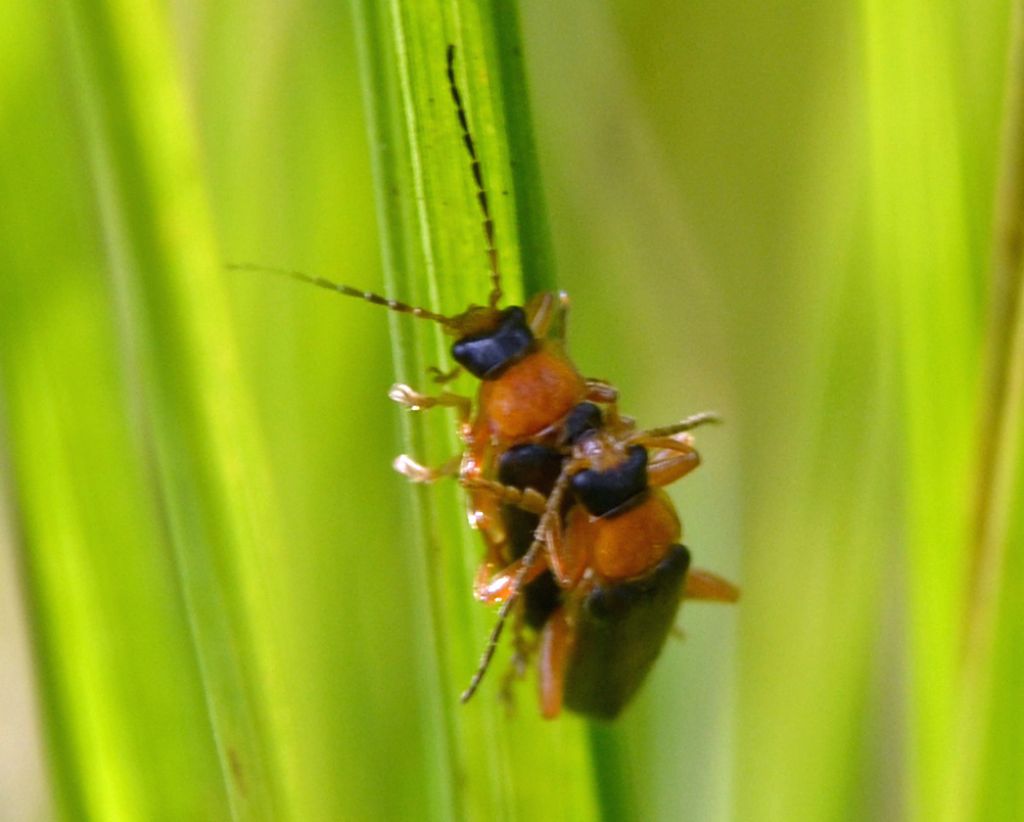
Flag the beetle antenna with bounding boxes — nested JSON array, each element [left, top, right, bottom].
[[446, 45, 503, 310], [229, 263, 457, 328], [460, 575, 521, 704], [633, 411, 722, 441], [460, 468, 573, 704]]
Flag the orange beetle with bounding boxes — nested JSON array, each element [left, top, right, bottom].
[[239, 47, 738, 715], [461, 405, 738, 717], [236, 48, 612, 488]]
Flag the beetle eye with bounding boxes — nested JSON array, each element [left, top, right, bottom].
[[450, 306, 534, 379], [571, 445, 649, 517]]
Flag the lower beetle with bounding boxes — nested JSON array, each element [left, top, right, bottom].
[[463, 407, 738, 718]]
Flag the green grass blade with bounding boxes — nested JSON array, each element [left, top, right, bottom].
[[54, 1, 293, 816], [958, 3, 1024, 818], [5, 1, 1020, 819], [350, 2, 599, 819], [861, 2, 985, 817], [0, 2, 231, 819]]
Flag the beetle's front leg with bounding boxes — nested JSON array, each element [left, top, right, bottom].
[[392, 454, 461, 483], [637, 435, 701, 488], [388, 383, 472, 424]]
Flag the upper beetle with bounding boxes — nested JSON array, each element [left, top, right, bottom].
[[235, 47, 615, 500]]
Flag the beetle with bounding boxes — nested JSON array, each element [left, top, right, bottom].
[[469, 401, 606, 696], [461, 405, 738, 718], [236, 46, 738, 715], [232, 47, 615, 526]]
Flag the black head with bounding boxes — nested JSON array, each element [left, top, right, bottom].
[[571, 445, 649, 518], [560, 402, 603, 445], [497, 443, 564, 494], [450, 306, 534, 379]]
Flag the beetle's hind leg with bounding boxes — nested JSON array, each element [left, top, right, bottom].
[[684, 567, 740, 603], [525, 291, 571, 339], [537, 607, 571, 719], [498, 611, 537, 714]]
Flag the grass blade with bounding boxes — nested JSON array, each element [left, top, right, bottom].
[[350, 1, 599, 818]]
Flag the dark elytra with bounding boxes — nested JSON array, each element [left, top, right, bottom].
[[563, 545, 691, 719], [497, 443, 566, 629]]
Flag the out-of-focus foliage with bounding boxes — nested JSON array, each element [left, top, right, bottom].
[[0, 0, 1019, 820]]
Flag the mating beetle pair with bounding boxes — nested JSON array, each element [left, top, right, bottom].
[[238, 46, 738, 719]]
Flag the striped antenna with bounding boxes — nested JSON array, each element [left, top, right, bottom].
[[446, 45, 503, 309], [229, 263, 456, 328], [635, 412, 722, 441]]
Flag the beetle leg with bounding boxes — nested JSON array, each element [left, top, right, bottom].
[[524, 291, 571, 339], [470, 511, 513, 593], [584, 379, 623, 428], [649, 451, 700, 487], [461, 468, 575, 703], [388, 383, 472, 424], [545, 509, 588, 589], [392, 454, 461, 483], [499, 614, 535, 712], [474, 552, 548, 603], [538, 607, 572, 719], [584, 379, 618, 405], [465, 472, 586, 590], [634, 434, 694, 452], [639, 435, 701, 487], [464, 477, 507, 539], [426, 364, 462, 384], [684, 568, 740, 603]]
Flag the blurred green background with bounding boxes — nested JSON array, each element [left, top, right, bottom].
[[1, 0, 1021, 820]]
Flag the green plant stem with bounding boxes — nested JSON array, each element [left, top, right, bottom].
[[955, 3, 1024, 819], [350, 1, 599, 819]]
